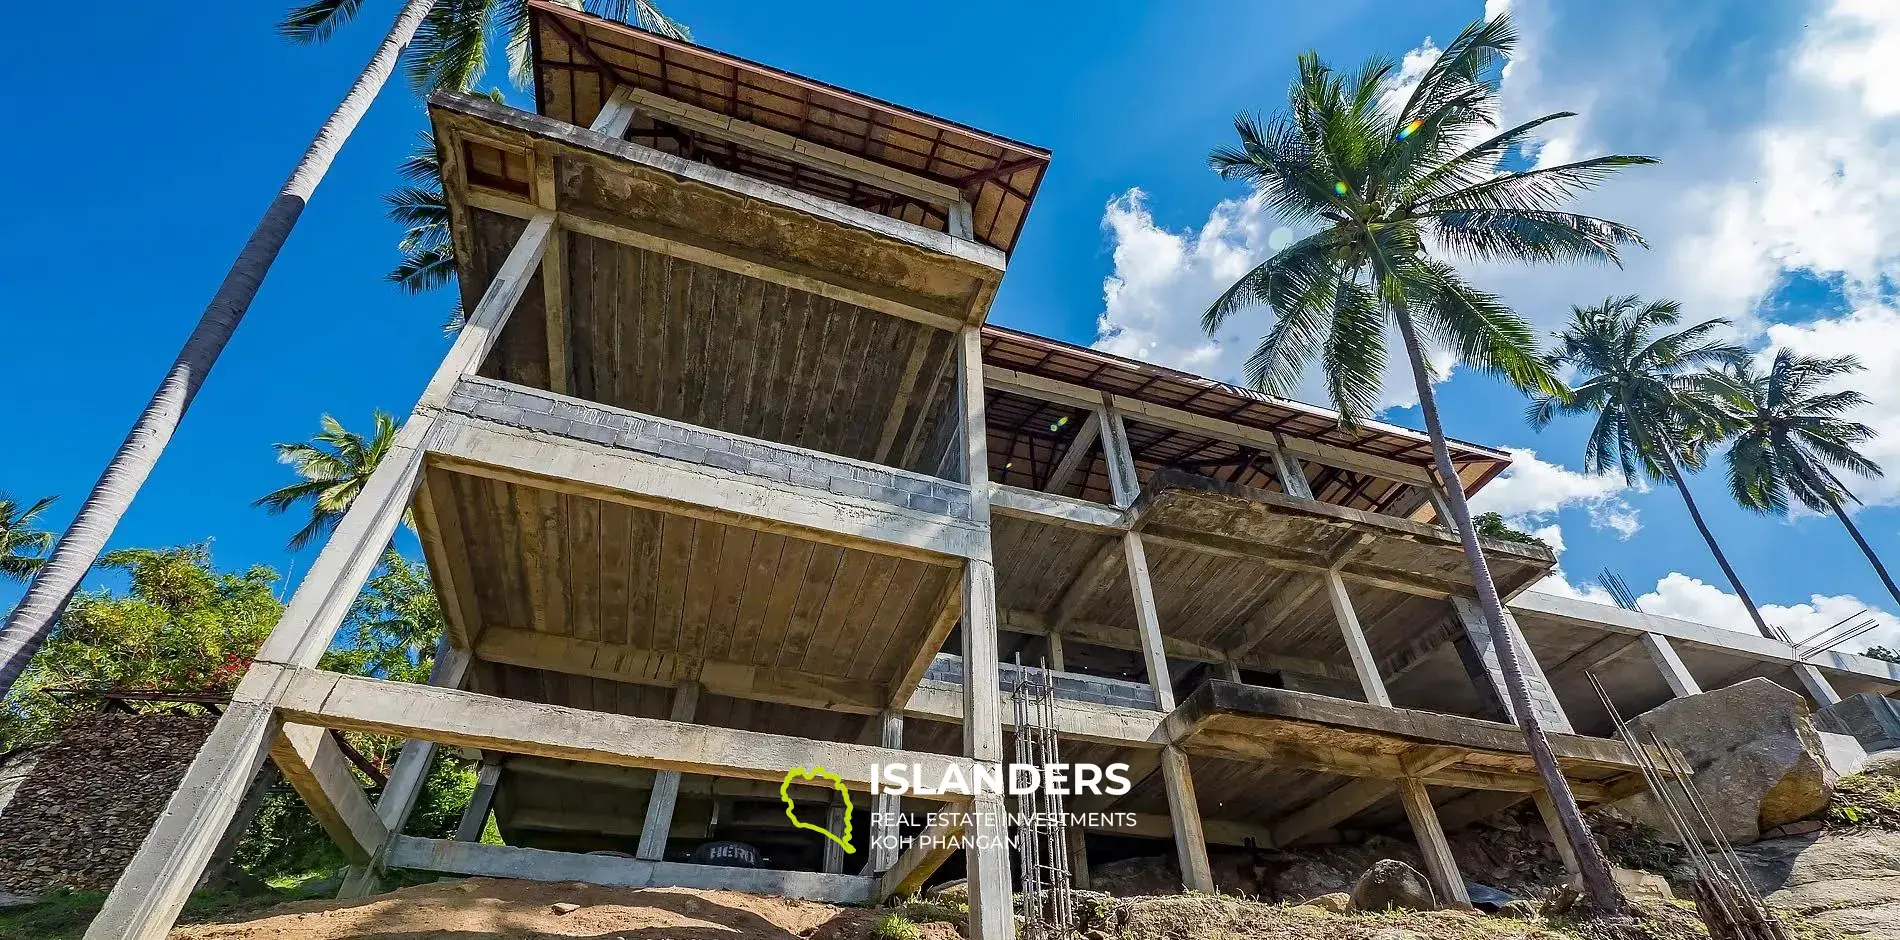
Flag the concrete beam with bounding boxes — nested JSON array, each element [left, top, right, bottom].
[[903, 679, 1164, 748], [1640, 633, 1702, 698], [1043, 411, 1102, 495], [988, 483, 1125, 534], [1100, 403, 1141, 508], [877, 812, 964, 898], [476, 625, 889, 714], [387, 836, 875, 904], [1269, 776, 1394, 847], [271, 667, 973, 795], [1124, 533, 1177, 712], [1324, 571, 1391, 708], [432, 413, 986, 565], [270, 724, 388, 865], [455, 757, 501, 842]]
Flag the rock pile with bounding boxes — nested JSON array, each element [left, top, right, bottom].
[[0, 710, 215, 894]]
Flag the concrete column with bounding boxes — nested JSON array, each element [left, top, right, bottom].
[[823, 796, 848, 873], [1123, 532, 1177, 712], [1271, 445, 1314, 499], [1793, 663, 1844, 707], [637, 680, 702, 860], [869, 710, 904, 874], [957, 326, 1012, 940], [1448, 596, 1573, 732], [1531, 790, 1584, 888], [1219, 659, 1243, 682], [1160, 746, 1214, 892], [203, 763, 279, 886], [1099, 400, 1141, 508], [1046, 632, 1067, 672], [455, 757, 502, 843], [1324, 572, 1391, 707], [1396, 778, 1470, 908], [1640, 633, 1702, 698], [1066, 825, 1091, 889]]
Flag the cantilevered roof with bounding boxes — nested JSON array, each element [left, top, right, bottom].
[[980, 325, 1514, 497], [526, 0, 1050, 255]]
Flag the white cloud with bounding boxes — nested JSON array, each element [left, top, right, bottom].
[[1764, 305, 1900, 507], [1530, 570, 1900, 652], [1469, 448, 1641, 537], [1093, 190, 1444, 411]]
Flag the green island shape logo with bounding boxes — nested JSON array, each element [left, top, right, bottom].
[[781, 766, 855, 854]]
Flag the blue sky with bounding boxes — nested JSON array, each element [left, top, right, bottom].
[[6, 0, 1900, 649]]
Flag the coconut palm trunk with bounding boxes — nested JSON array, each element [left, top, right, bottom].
[[1827, 494, 1900, 613], [0, 0, 438, 696], [1654, 437, 1781, 641], [1391, 299, 1622, 910]]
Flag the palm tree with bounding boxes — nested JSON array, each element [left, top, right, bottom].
[[257, 412, 408, 551], [0, 495, 57, 583], [1699, 350, 1900, 611], [1201, 15, 1652, 911], [1527, 297, 1776, 640], [0, 1, 446, 697]]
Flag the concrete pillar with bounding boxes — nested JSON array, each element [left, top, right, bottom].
[[957, 326, 1012, 940], [1066, 825, 1091, 889], [1099, 400, 1140, 508], [203, 763, 278, 886], [1160, 746, 1214, 892], [1396, 778, 1470, 907], [90, 205, 557, 940], [1793, 663, 1844, 707], [1324, 572, 1391, 708], [823, 796, 848, 873], [455, 756, 502, 843], [1531, 790, 1583, 888], [1219, 659, 1243, 682], [1640, 633, 1702, 698], [1123, 532, 1177, 712], [1271, 445, 1314, 499], [869, 710, 905, 874], [637, 680, 702, 860], [1046, 632, 1067, 672], [1448, 596, 1572, 732]]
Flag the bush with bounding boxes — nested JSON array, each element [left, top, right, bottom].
[[871, 913, 923, 940]]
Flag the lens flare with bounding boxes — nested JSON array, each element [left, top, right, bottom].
[[1397, 118, 1424, 140], [1333, 181, 1349, 195], [1049, 415, 1071, 432]]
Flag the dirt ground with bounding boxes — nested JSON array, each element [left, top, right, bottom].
[[168, 878, 961, 940]]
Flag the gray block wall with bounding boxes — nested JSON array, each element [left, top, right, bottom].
[[1817, 691, 1900, 753], [447, 377, 974, 521], [925, 654, 1162, 711], [1449, 596, 1574, 733]]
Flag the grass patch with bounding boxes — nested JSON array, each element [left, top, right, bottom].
[[870, 913, 923, 940], [0, 880, 321, 940], [1825, 767, 1900, 830]]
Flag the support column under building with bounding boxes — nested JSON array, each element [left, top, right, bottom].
[[956, 326, 1013, 940], [1397, 778, 1471, 908], [637, 680, 703, 861], [1640, 633, 1702, 699]]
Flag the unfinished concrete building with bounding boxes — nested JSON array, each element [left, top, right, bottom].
[[87, 4, 1900, 938]]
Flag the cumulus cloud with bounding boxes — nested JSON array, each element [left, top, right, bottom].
[[1529, 570, 1900, 652], [1469, 448, 1641, 537], [1093, 191, 1444, 411], [1763, 305, 1900, 507]]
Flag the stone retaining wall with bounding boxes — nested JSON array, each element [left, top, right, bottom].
[[0, 711, 215, 893]]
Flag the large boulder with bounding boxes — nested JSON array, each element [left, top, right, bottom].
[[1350, 859, 1437, 911], [1733, 830, 1900, 940], [1617, 678, 1836, 845]]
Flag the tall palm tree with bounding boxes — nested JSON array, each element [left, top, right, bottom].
[[1699, 350, 1900, 611], [0, 0, 444, 697], [257, 412, 408, 551], [0, 495, 57, 583], [1201, 15, 1652, 911], [1527, 297, 1775, 640]]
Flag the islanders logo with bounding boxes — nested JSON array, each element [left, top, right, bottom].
[[781, 766, 854, 854]]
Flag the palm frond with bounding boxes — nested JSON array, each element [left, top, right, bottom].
[[1429, 209, 1646, 266], [278, 0, 366, 43]]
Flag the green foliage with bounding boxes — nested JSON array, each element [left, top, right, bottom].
[[1866, 646, 1900, 664], [1695, 349, 1881, 515], [871, 913, 923, 940], [1473, 511, 1549, 548], [0, 884, 308, 940], [0, 544, 280, 750], [322, 551, 443, 683], [1825, 765, 1900, 830], [0, 493, 57, 583], [1528, 296, 1745, 485], [255, 412, 406, 551], [1200, 14, 1652, 423]]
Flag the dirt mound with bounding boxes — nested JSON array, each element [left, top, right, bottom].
[[168, 878, 960, 940]]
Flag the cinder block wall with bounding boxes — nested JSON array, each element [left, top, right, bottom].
[[0, 712, 214, 893]]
